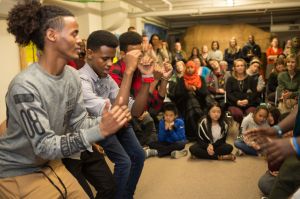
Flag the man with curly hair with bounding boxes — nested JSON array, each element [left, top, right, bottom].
[[0, 1, 130, 198]]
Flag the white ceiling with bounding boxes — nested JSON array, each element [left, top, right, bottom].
[[1, 0, 300, 33], [124, 0, 300, 31], [126, 0, 300, 11]]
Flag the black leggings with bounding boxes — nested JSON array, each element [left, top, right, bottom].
[[189, 143, 233, 160]]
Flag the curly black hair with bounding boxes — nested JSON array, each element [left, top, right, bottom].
[[86, 30, 118, 51], [7, 1, 73, 50], [119, 31, 142, 52]]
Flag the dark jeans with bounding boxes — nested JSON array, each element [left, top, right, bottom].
[[258, 171, 276, 196], [62, 149, 115, 199], [148, 141, 186, 157], [234, 140, 258, 156], [99, 125, 145, 199], [189, 142, 233, 159], [269, 156, 300, 199]]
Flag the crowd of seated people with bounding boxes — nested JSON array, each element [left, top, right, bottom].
[[66, 32, 300, 198], [140, 34, 300, 198], [62, 31, 300, 198]]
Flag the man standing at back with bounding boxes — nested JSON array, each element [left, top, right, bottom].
[[242, 34, 261, 64]]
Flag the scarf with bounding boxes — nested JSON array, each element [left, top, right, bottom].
[[183, 60, 201, 89]]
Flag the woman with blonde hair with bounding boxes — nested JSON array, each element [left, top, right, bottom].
[[226, 58, 260, 124], [224, 37, 242, 71]]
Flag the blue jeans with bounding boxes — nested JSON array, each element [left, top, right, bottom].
[[99, 125, 145, 199], [234, 140, 258, 156]]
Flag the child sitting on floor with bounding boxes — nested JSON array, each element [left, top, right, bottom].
[[145, 102, 188, 158], [267, 107, 281, 126], [189, 102, 236, 161], [234, 105, 270, 156], [132, 111, 157, 146]]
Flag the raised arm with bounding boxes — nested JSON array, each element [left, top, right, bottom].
[[130, 52, 155, 117], [113, 50, 141, 108]]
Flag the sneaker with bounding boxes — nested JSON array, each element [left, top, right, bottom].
[[143, 146, 150, 150], [218, 154, 236, 161], [144, 148, 158, 158], [235, 149, 244, 156], [171, 149, 188, 159]]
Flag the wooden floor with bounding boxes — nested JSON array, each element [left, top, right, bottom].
[[104, 122, 267, 199], [133, 144, 266, 199], [105, 143, 267, 199]]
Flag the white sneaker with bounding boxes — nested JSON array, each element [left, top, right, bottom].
[[144, 148, 158, 158], [171, 149, 188, 159]]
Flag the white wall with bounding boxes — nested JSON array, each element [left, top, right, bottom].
[[0, 20, 20, 122], [76, 12, 102, 39], [44, 0, 103, 39], [102, 0, 131, 34], [70, 2, 102, 39]]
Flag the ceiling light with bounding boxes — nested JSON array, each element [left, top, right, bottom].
[[227, 0, 234, 7]]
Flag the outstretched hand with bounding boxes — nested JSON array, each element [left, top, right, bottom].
[[261, 137, 294, 166], [138, 54, 154, 76], [113, 97, 132, 121], [99, 101, 131, 138], [153, 64, 163, 80], [152, 60, 172, 81], [142, 43, 157, 63], [244, 127, 296, 166], [162, 61, 173, 80], [244, 127, 277, 148]]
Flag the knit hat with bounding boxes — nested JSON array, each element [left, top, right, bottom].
[[250, 58, 261, 67]]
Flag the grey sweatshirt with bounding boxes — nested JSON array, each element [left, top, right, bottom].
[[241, 112, 270, 134], [0, 63, 103, 178]]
